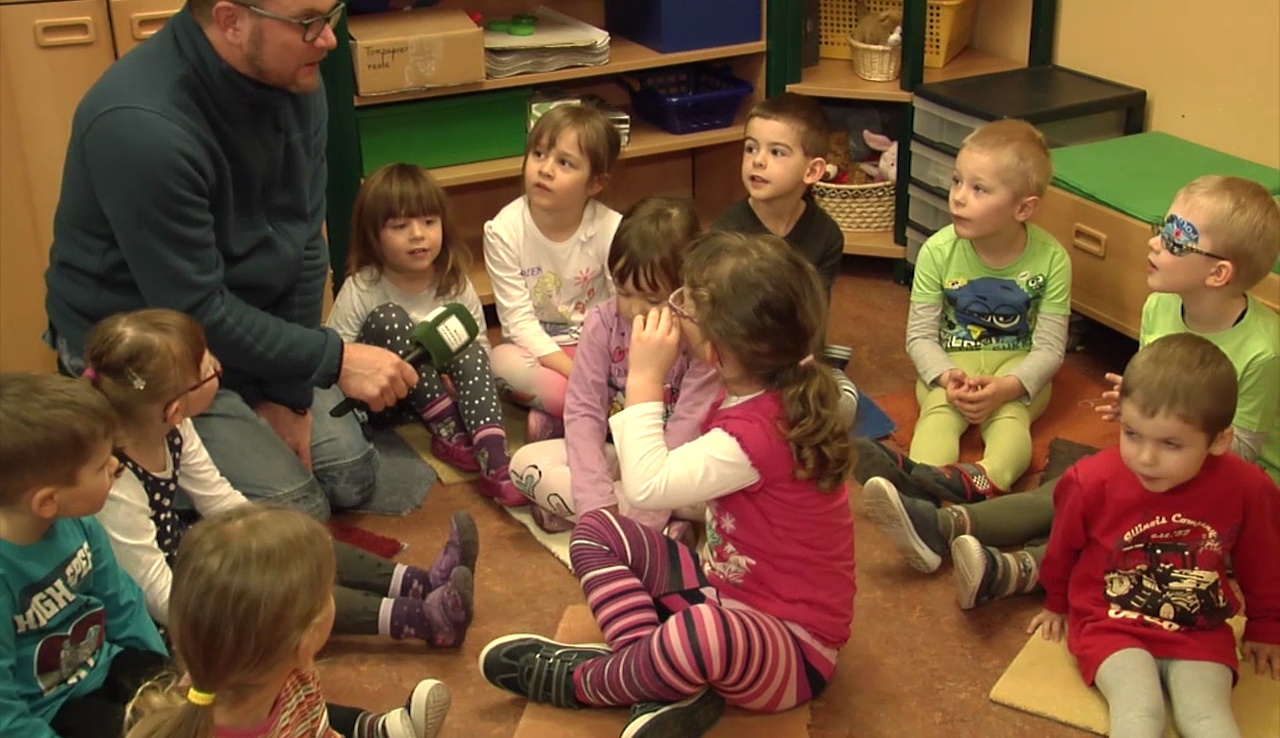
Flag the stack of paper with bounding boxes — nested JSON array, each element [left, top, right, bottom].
[[529, 91, 631, 146], [484, 6, 610, 79]]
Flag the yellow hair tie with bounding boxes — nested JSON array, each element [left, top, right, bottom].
[[186, 687, 215, 706]]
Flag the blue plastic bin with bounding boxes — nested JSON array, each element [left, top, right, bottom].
[[624, 65, 753, 135], [605, 0, 762, 54]]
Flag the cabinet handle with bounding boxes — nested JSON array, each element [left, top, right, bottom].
[[1071, 223, 1108, 258], [33, 17, 96, 47], [131, 10, 176, 41]]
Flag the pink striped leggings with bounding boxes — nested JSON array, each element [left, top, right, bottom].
[[568, 509, 836, 712]]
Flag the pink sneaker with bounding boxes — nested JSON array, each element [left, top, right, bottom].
[[431, 434, 481, 473], [525, 409, 564, 443], [478, 470, 529, 507], [530, 506, 575, 533]]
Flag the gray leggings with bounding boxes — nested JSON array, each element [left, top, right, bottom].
[[333, 540, 397, 635], [1095, 648, 1239, 738], [357, 302, 504, 435]]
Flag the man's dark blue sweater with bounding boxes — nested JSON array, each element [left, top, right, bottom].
[[45, 6, 341, 411]]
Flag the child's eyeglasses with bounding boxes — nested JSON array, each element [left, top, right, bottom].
[[165, 360, 223, 406], [1155, 216, 1230, 261], [667, 286, 697, 323]]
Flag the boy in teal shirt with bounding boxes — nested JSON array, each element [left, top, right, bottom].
[[0, 374, 167, 738], [858, 174, 1280, 609]]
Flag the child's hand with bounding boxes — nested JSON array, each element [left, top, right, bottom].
[[954, 375, 1022, 425], [1094, 372, 1123, 422], [1027, 609, 1067, 642], [1242, 640, 1280, 680], [627, 307, 681, 398], [941, 368, 969, 405]]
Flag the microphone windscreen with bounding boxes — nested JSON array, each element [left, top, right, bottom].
[[409, 303, 480, 365]]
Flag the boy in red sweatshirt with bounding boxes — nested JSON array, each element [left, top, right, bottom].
[[1029, 333, 1280, 737]]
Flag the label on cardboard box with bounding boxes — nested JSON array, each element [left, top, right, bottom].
[[348, 8, 484, 96]]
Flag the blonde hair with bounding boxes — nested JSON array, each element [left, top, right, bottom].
[[1174, 175, 1280, 289], [1121, 333, 1237, 439], [747, 92, 833, 159], [681, 232, 855, 490], [124, 506, 336, 738], [0, 373, 118, 506], [83, 309, 207, 429], [960, 119, 1053, 197], [346, 163, 469, 300], [526, 103, 621, 180], [608, 197, 701, 293]]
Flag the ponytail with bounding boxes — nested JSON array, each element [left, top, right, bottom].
[[124, 673, 215, 738], [778, 360, 856, 492]]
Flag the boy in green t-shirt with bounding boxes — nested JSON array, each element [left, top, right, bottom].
[[900, 119, 1071, 501], [858, 174, 1280, 610]]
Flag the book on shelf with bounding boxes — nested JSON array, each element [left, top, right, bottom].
[[528, 89, 631, 147]]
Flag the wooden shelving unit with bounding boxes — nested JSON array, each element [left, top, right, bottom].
[[841, 229, 898, 257], [354, 37, 766, 107], [787, 48, 1024, 102]]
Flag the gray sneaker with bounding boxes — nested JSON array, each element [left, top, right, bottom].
[[622, 689, 725, 738], [853, 439, 932, 501], [478, 634, 610, 708], [862, 476, 946, 573], [950, 535, 999, 610]]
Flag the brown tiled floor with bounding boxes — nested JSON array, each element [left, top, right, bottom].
[[317, 257, 1138, 737]]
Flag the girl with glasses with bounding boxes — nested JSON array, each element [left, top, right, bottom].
[[84, 308, 478, 659], [507, 196, 719, 537]]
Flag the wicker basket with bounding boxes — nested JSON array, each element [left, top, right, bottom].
[[818, 0, 976, 68], [848, 36, 902, 81], [812, 180, 895, 232]]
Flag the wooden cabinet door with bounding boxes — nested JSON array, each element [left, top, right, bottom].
[[1033, 186, 1153, 339], [0, 0, 115, 372], [108, 0, 180, 57]]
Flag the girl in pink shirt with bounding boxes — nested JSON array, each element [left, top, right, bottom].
[[479, 232, 856, 737]]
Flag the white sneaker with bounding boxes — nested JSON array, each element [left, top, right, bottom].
[[406, 679, 451, 738]]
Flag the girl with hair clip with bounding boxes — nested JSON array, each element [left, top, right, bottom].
[[508, 196, 719, 536], [484, 103, 624, 443], [479, 232, 856, 738], [124, 506, 452, 738], [87, 309, 477, 652], [327, 163, 522, 506]]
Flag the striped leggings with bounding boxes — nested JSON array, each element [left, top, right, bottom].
[[568, 509, 836, 712]]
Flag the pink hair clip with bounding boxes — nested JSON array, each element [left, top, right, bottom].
[[798, 354, 815, 367], [82, 367, 98, 381]]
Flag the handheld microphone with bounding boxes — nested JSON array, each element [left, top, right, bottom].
[[330, 303, 481, 418]]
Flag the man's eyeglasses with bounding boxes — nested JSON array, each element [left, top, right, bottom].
[[667, 286, 697, 324], [226, 0, 346, 43], [1156, 215, 1230, 261]]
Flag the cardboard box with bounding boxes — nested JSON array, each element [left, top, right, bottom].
[[348, 8, 484, 96]]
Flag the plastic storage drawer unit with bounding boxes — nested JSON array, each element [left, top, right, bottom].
[[911, 65, 1146, 153], [908, 140, 955, 192], [907, 184, 951, 234]]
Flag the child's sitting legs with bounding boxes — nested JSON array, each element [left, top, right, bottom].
[[1095, 648, 1238, 738]]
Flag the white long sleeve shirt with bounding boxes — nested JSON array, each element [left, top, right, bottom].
[[96, 419, 249, 624], [326, 266, 491, 352], [483, 196, 620, 357], [608, 395, 763, 511]]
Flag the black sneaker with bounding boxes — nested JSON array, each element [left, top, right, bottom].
[[910, 462, 1005, 504], [622, 689, 725, 738], [861, 477, 946, 573], [478, 634, 609, 708], [853, 439, 928, 500]]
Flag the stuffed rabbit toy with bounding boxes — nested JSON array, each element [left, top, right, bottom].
[[859, 130, 898, 184]]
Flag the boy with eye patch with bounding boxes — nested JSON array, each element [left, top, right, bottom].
[[858, 174, 1280, 612]]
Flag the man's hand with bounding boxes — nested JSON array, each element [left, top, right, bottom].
[[954, 375, 1025, 425], [1027, 609, 1067, 642], [338, 343, 418, 412], [626, 307, 681, 406], [1242, 640, 1280, 680], [1095, 372, 1124, 422], [255, 401, 314, 471]]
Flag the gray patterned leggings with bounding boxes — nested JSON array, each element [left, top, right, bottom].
[[1095, 648, 1239, 738], [356, 302, 505, 438]]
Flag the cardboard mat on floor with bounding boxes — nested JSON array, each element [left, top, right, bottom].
[[514, 605, 811, 738], [990, 617, 1279, 737]]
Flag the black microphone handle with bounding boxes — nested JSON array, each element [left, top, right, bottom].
[[328, 345, 431, 418]]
